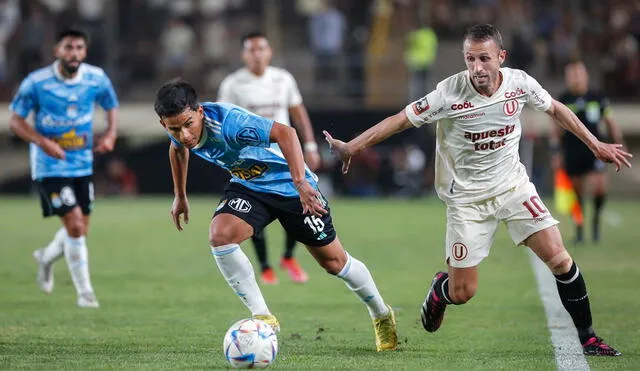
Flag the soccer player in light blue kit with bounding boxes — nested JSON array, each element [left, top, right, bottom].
[[9, 28, 119, 308], [154, 81, 398, 351]]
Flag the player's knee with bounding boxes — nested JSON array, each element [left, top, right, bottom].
[[64, 218, 85, 237], [545, 250, 573, 275], [209, 228, 235, 247], [318, 256, 345, 275], [449, 281, 477, 304]]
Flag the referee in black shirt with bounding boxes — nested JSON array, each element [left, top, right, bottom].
[[550, 61, 626, 243]]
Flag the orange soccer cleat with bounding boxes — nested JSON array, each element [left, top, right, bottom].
[[280, 257, 309, 283]]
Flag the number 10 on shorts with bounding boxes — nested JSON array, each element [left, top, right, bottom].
[[522, 195, 547, 218]]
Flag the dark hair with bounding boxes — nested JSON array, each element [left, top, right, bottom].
[[56, 27, 90, 45], [463, 24, 503, 50], [154, 81, 199, 118], [241, 31, 267, 45]]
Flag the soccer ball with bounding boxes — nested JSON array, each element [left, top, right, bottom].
[[223, 318, 278, 369]]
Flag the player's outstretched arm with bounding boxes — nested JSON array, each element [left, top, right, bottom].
[[289, 104, 321, 171], [169, 142, 190, 231], [270, 122, 326, 217], [9, 113, 66, 159], [546, 99, 632, 171], [323, 110, 413, 174]]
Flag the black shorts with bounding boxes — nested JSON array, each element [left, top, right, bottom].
[[564, 152, 606, 176], [35, 176, 94, 217], [213, 182, 337, 247]]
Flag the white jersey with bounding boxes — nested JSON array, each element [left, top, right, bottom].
[[405, 68, 553, 204], [217, 66, 302, 126]]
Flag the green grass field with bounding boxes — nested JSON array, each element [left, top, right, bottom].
[[1, 196, 639, 370]]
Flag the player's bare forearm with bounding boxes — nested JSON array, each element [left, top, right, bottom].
[[9, 113, 45, 145], [547, 100, 599, 151], [347, 110, 413, 155], [270, 122, 306, 186], [289, 104, 316, 145], [105, 109, 119, 137], [169, 142, 189, 198]]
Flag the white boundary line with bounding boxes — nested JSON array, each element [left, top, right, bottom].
[[528, 249, 590, 371]]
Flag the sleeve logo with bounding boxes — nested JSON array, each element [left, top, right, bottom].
[[412, 97, 430, 115], [236, 127, 260, 146]]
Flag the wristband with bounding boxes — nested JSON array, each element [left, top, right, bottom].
[[304, 142, 318, 152]]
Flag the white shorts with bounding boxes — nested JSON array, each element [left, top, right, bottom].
[[445, 181, 559, 268]]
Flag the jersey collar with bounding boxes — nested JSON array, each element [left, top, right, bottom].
[[193, 124, 208, 149], [52, 61, 85, 84], [465, 68, 506, 99]]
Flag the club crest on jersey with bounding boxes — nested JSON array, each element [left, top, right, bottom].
[[412, 97, 430, 115], [236, 127, 261, 146], [66, 104, 78, 118], [503, 99, 519, 116], [228, 198, 252, 213], [230, 162, 269, 181]]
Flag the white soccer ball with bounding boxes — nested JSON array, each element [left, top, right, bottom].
[[223, 318, 278, 369]]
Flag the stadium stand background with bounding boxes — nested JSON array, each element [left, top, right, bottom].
[[1, 0, 639, 197]]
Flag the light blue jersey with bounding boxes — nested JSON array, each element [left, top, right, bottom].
[[170, 102, 318, 197], [9, 61, 119, 180]]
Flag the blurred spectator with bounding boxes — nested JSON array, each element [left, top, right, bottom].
[[17, 1, 50, 79], [159, 16, 197, 81], [386, 144, 426, 198], [200, 1, 228, 94], [404, 21, 438, 101], [0, 0, 19, 98], [77, 0, 106, 67], [39, 0, 75, 27], [105, 157, 138, 196], [308, 0, 346, 92], [339, 137, 381, 197], [497, 0, 536, 71]]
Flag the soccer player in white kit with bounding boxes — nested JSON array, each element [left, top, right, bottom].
[[324, 24, 632, 356], [218, 31, 321, 285]]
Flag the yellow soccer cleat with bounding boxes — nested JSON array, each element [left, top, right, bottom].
[[373, 304, 398, 351], [253, 314, 280, 333]]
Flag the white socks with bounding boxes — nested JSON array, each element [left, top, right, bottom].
[[41, 227, 66, 265], [338, 253, 389, 319], [63, 235, 95, 295], [211, 244, 271, 316]]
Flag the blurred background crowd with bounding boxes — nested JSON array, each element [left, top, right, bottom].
[[2, 0, 640, 102], [1, 0, 639, 198]]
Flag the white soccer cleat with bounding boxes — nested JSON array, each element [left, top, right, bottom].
[[33, 249, 54, 294], [77, 292, 100, 308]]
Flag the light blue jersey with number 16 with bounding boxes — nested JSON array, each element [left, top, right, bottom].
[[169, 102, 318, 198]]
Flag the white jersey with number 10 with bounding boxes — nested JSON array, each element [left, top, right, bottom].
[[405, 67, 553, 204]]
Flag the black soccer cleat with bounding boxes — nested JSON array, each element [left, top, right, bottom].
[[582, 337, 622, 356], [421, 271, 448, 333]]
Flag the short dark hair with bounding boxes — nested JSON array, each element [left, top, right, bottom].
[[463, 24, 503, 50], [154, 81, 199, 118], [241, 31, 267, 45], [56, 27, 90, 45]]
